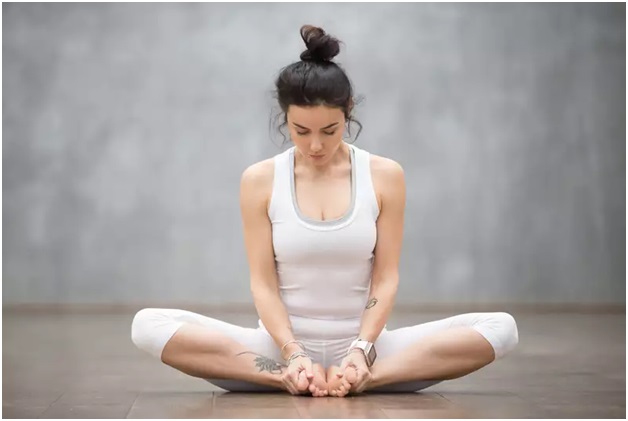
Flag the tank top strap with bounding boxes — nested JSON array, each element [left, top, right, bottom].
[[349, 143, 380, 221], [268, 147, 293, 221]]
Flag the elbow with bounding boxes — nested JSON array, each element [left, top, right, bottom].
[[371, 273, 399, 293], [250, 282, 279, 301]]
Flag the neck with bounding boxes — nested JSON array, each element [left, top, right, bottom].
[[294, 142, 350, 176]]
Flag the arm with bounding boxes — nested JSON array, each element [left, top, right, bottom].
[[239, 162, 303, 359], [357, 158, 406, 343]]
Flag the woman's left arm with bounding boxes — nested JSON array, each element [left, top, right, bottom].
[[337, 158, 406, 394], [358, 157, 406, 342]]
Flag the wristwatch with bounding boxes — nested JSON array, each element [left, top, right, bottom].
[[348, 338, 377, 367]]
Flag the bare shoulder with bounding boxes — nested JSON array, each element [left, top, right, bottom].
[[369, 153, 405, 179], [369, 153, 405, 207], [240, 158, 275, 210], [241, 157, 274, 186]]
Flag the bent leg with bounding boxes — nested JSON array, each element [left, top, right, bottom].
[[366, 312, 519, 392], [131, 308, 287, 392]]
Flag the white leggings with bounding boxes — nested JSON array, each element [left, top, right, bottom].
[[131, 309, 518, 392]]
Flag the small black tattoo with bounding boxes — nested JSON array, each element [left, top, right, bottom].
[[236, 351, 286, 374], [366, 298, 378, 309]]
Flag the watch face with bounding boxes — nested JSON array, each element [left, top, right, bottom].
[[367, 344, 377, 362]]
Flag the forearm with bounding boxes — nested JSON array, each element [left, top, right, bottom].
[[357, 277, 399, 342], [251, 286, 303, 359]]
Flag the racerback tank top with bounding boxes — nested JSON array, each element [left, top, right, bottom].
[[258, 143, 381, 339]]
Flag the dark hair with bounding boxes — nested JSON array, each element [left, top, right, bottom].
[[271, 25, 363, 146]]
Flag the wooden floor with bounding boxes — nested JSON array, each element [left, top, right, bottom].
[[3, 309, 626, 419]]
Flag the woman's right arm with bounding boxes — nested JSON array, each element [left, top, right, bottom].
[[239, 161, 304, 360]]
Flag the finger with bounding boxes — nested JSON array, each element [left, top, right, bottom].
[[338, 363, 352, 378], [346, 367, 359, 384], [297, 371, 309, 391], [288, 373, 302, 394], [286, 376, 299, 395], [356, 372, 371, 392], [283, 379, 298, 395], [289, 369, 300, 386], [355, 378, 370, 393], [303, 360, 315, 379]]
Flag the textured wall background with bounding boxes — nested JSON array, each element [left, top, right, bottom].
[[3, 3, 625, 306]]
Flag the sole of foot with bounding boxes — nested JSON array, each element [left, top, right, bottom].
[[327, 365, 358, 397]]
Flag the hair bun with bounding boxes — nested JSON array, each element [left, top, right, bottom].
[[299, 25, 341, 62]]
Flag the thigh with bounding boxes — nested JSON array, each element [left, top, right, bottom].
[[164, 309, 282, 359], [133, 308, 285, 392], [374, 313, 495, 361], [368, 313, 492, 393]]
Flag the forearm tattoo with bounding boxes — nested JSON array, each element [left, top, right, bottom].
[[236, 351, 286, 374], [365, 297, 378, 309]]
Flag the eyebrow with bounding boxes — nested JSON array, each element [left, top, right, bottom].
[[292, 122, 340, 130]]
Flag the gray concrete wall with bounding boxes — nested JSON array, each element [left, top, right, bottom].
[[3, 3, 625, 305]]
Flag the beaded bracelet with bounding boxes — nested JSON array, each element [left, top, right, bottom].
[[280, 339, 305, 359], [286, 350, 310, 365]]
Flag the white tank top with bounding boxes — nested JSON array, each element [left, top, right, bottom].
[[257, 143, 381, 339]]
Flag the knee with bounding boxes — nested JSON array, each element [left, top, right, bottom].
[[131, 308, 160, 352], [493, 312, 519, 356]]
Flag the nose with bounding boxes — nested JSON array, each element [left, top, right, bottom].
[[310, 138, 323, 153]]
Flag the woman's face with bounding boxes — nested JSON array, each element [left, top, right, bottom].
[[286, 104, 347, 166]]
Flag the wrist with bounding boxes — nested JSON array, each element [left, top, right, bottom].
[[347, 347, 367, 359], [282, 343, 305, 360], [286, 350, 310, 365], [348, 339, 377, 367]]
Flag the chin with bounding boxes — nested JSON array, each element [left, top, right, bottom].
[[310, 156, 328, 164]]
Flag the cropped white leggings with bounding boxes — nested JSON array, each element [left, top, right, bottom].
[[131, 309, 518, 392]]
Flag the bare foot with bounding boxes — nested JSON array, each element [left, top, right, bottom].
[[308, 363, 329, 397], [326, 365, 358, 397]]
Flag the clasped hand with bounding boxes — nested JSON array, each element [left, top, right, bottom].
[[281, 351, 372, 397]]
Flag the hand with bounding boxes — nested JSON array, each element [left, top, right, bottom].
[[282, 355, 314, 395], [337, 350, 372, 394]]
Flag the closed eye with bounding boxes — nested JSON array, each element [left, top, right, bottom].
[[296, 131, 336, 136]]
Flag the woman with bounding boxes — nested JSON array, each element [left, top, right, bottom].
[[131, 25, 519, 398]]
